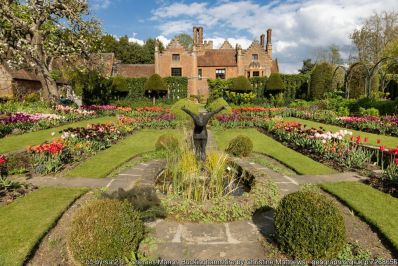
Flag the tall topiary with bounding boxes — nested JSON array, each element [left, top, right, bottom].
[[266, 73, 285, 91], [274, 190, 346, 260], [68, 199, 145, 263], [230, 76, 253, 91], [310, 63, 334, 99], [144, 74, 167, 103]]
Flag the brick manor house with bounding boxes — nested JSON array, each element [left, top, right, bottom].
[[114, 26, 279, 96], [0, 26, 278, 98]]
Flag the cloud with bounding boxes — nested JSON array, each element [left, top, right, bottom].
[[157, 35, 171, 46], [151, 0, 398, 73], [90, 0, 111, 10], [128, 38, 144, 45]]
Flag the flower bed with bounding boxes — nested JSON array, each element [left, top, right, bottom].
[[0, 105, 100, 138], [25, 123, 131, 175], [118, 106, 178, 128], [287, 109, 398, 137]]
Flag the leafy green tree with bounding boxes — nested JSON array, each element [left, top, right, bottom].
[[175, 33, 193, 50], [0, 0, 102, 102], [310, 63, 334, 99]]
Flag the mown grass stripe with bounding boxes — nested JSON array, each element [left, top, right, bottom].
[[212, 128, 336, 175], [0, 116, 116, 154], [65, 129, 182, 178], [321, 182, 398, 252], [285, 117, 398, 148], [0, 187, 87, 266]]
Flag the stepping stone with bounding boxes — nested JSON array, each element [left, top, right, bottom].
[[181, 224, 228, 244]]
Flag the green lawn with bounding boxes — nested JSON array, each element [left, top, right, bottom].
[[0, 116, 116, 154], [0, 187, 87, 266], [212, 128, 336, 175], [321, 182, 398, 252], [285, 117, 398, 148], [65, 129, 182, 178]]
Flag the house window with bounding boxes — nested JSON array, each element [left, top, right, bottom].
[[253, 71, 260, 77], [216, 69, 226, 79], [171, 68, 182, 76], [172, 54, 180, 62], [198, 69, 202, 80], [252, 54, 258, 61]]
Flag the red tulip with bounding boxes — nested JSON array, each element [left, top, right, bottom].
[[379, 146, 386, 152], [364, 137, 368, 143], [395, 158, 398, 165]]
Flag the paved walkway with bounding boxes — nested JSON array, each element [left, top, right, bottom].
[[21, 126, 367, 260]]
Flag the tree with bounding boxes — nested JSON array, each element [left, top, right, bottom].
[[266, 73, 284, 91], [350, 11, 398, 64], [314, 45, 342, 65], [175, 33, 193, 50], [0, 0, 102, 102], [310, 63, 334, 99], [230, 76, 252, 91], [298, 59, 315, 74]]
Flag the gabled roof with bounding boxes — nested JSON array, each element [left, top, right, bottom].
[[220, 40, 233, 49], [165, 38, 188, 52], [197, 50, 237, 67], [115, 64, 155, 78], [1, 65, 66, 83]]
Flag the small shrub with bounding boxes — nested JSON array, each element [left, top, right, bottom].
[[68, 199, 145, 263], [337, 106, 350, 116], [230, 76, 252, 91], [155, 134, 179, 151], [24, 92, 40, 102], [225, 135, 253, 157], [310, 63, 334, 99], [170, 98, 199, 120], [359, 107, 379, 116], [274, 190, 346, 260], [266, 73, 284, 91], [207, 97, 231, 114]]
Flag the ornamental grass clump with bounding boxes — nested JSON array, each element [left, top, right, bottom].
[[274, 190, 346, 260], [68, 199, 145, 263], [225, 135, 253, 157], [158, 138, 237, 202]]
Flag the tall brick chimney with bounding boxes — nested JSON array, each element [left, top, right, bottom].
[[266, 28, 272, 57], [198, 27, 203, 45], [260, 34, 265, 48], [193, 26, 204, 46]]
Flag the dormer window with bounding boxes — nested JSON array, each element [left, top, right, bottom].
[[252, 54, 258, 61], [172, 54, 180, 62]]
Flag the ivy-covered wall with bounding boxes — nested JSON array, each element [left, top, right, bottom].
[[122, 76, 188, 100]]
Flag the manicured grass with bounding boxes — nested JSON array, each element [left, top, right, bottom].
[[65, 129, 182, 178], [285, 117, 398, 148], [321, 182, 398, 252], [0, 116, 116, 154], [212, 128, 336, 175], [0, 187, 87, 266]]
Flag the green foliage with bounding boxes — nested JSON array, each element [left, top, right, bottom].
[[207, 97, 231, 114], [225, 135, 253, 157], [337, 106, 350, 116], [230, 76, 252, 91], [23, 92, 40, 102], [68, 199, 145, 263], [155, 134, 179, 152], [175, 33, 193, 51], [102, 35, 164, 64], [111, 76, 129, 92], [144, 74, 167, 92], [224, 91, 257, 105], [69, 69, 111, 104], [207, 78, 232, 103], [170, 99, 199, 120], [310, 62, 334, 99], [359, 107, 379, 116], [281, 73, 309, 101], [266, 73, 284, 91], [348, 97, 398, 115], [298, 59, 315, 74], [337, 243, 371, 260], [274, 190, 346, 260]]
